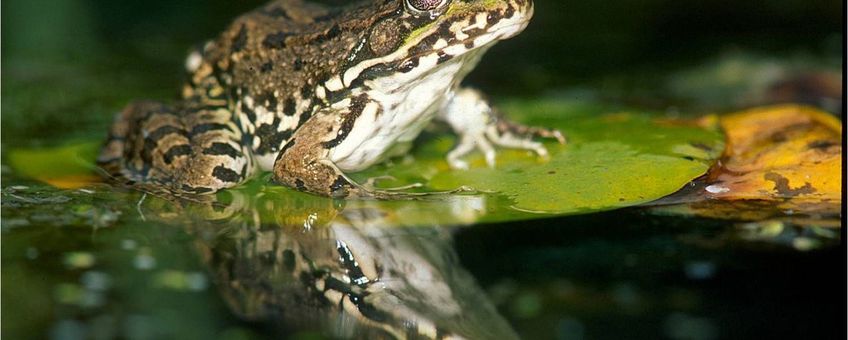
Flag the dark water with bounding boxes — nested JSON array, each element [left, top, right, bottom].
[[2, 0, 844, 339]]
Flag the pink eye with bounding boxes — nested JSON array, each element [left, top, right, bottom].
[[404, 0, 449, 15], [407, 0, 443, 11]]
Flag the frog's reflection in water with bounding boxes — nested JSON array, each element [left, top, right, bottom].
[[169, 189, 517, 339]]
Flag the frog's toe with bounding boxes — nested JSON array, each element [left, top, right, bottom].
[[363, 175, 423, 192], [446, 136, 475, 169], [495, 119, 567, 145], [486, 127, 551, 159], [446, 134, 496, 169], [447, 127, 558, 169]]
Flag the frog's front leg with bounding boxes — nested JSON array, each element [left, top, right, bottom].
[[271, 107, 372, 198], [438, 88, 566, 169]]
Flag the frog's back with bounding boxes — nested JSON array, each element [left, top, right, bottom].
[[188, 0, 390, 106], [180, 0, 399, 170]]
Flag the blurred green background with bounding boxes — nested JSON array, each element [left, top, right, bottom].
[[2, 0, 842, 146]]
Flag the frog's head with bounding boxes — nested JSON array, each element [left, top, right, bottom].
[[331, 0, 533, 94], [385, 0, 534, 57]]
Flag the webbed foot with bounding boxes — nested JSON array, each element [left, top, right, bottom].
[[439, 88, 565, 169]]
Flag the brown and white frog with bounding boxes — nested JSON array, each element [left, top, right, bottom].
[[98, 0, 563, 198]]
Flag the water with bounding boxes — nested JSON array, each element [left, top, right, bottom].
[[2, 179, 842, 338]]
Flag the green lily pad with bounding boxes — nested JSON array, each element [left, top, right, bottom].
[[428, 101, 722, 214], [7, 99, 723, 227]]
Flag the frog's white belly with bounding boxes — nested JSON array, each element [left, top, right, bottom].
[[329, 49, 486, 172]]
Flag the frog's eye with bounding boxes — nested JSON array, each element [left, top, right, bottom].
[[404, 0, 449, 17]]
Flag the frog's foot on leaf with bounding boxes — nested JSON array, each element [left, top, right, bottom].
[[362, 176, 424, 192], [439, 88, 566, 169], [318, 160, 472, 200]]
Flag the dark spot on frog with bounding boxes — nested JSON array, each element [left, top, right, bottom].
[[283, 97, 297, 116], [436, 51, 451, 64], [348, 63, 392, 90], [240, 100, 257, 122], [162, 144, 192, 164], [294, 179, 306, 191], [398, 57, 419, 73], [547, 170, 556, 175], [314, 24, 342, 44], [191, 123, 232, 136], [259, 62, 273, 73], [202, 142, 241, 158], [263, 130, 294, 155], [262, 32, 292, 49], [293, 58, 304, 71], [682, 156, 695, 161], [300, 84, 313, 98], [436, 20, 454, 40], [330, 176, 352, 197], [297, 110, 312, 127], [256, 92, 278, 109], [212, 165, 242, 183], [503, 4, 516, 19], [410, 34, 440, 55], [764, 172, 816, 197], [147, 125, 186, 141], [256, 118, 294, 154], [232, 24, 248, 52]]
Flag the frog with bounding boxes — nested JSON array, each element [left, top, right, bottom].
[[97, 0, 564, 199]]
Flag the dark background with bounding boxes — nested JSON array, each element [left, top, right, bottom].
[[4, 0, 842, 94], [2, 0, 843, 144]]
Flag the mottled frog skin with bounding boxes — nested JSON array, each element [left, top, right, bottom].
[[98, 0, 563, 198]]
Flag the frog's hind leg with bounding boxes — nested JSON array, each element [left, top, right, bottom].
[[438, 88, 566, 169], [98, 101, 254, 195]]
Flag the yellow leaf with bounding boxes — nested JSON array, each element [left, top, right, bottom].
[[662, 104, 843, 225], [709, 104, 841, 202], [7, 142, 101, 189]]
